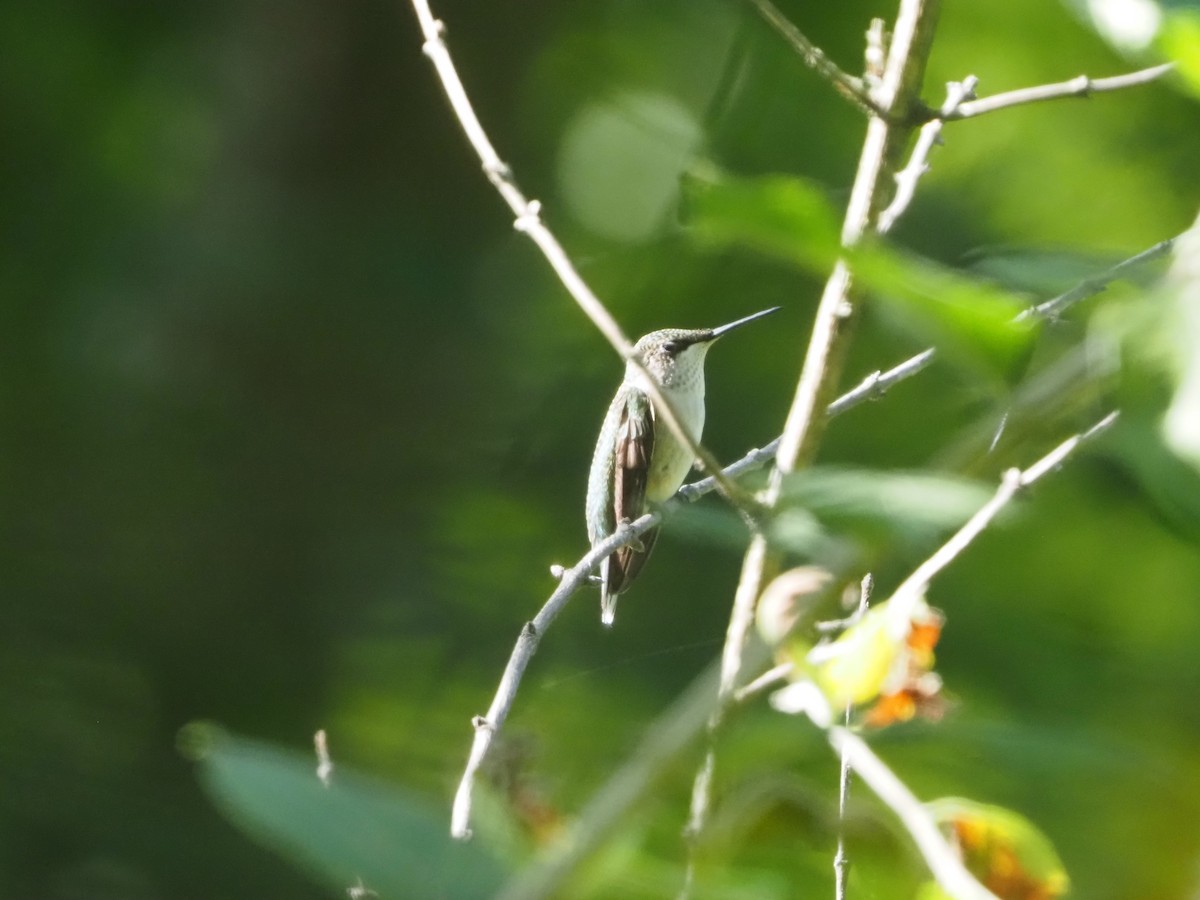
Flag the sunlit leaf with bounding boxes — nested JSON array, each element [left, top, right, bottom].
[[1160, 10, 1200, 99], [807, 593, 945, 716], [684, 171, 844, 271], [812, 605, 901, 707], [182, 724, 508, 899]]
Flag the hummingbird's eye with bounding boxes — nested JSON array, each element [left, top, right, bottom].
[[662, 340, 684, 354]]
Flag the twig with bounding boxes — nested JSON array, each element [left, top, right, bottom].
[[449, 515, 659, 839], [732, 662, 793, 704], [864, 20, 887, 93], [879, 69, 1169, 233], [887, 411, 1118, 626], [408, 0, 754, 513], [679, 347, 938, 501], [828, 727, 999, 900], [834, 574, 873, 900], [877, 77, 977, 234], [742, 0, 887, 117], [1018, 235, 1177, 322], [942, 63, 1174, 121], [880, 64, 1171, 233], [692, 192, 1173, 507]]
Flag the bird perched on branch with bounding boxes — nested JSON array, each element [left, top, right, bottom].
[[586, 307, 779, 626]]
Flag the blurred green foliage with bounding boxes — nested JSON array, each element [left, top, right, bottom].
[[185, 725, 507, 897], [3, 0, 1200, 898]]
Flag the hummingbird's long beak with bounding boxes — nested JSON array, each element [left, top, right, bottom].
[[709, 306, 781, 340]]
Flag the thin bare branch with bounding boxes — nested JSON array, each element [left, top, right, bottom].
[[742, 0, 887, 117], [449, 515, 658, 839], [828, 727, 1000, 900], [409, 0, 755, 515], [889, 66, 1167, 226], [731, 662, 794, 704], [887, 411, 1118, 625], [771, 0, 940, 484], [877, 76, 978, 234], [1018, 235, 1177, 322], [881, 63, 1171, 232], [834, 574, 873, 900], [942, 63, 1174, 121], [679, 348, 938, 501]]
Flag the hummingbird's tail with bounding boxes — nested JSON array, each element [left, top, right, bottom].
[[600, 590, 618, 628]]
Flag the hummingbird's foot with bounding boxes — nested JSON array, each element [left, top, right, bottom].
[[616, 518, 646, 553]]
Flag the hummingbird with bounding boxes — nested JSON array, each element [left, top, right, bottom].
[[586, 307, 780, 626]]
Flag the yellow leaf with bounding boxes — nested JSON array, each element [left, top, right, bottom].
[[813, 606, 899, 707]]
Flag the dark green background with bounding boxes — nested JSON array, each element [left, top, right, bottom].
[[3, 0, 1199, 897]]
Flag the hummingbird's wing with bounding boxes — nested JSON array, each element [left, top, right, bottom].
[[600, 388, 659, 625]]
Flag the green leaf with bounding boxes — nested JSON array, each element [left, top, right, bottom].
[[961, 245, 1152, 295], [813, 602, 903, 707], [778, 467, 993, 552], [1107, 417, 1200, 543], [1159, 11, 1200, 100], [182, 723, 507, 899], [686, 172, 1035, 380], [684, 171, 843, 271], [852, 241, 1035, 381]]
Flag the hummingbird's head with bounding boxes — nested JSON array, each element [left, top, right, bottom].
[[628, 307, 780, 390], [632, 328, 717, 389]]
